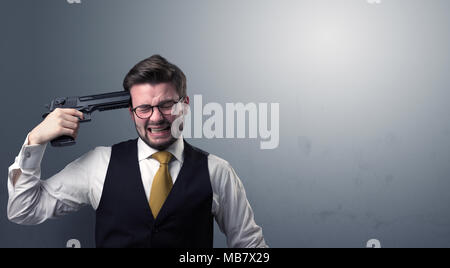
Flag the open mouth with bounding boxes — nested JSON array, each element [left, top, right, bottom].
[[148, 125, 171, 134]]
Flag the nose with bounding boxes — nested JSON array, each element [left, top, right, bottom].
[[149, 107, 164, 123]]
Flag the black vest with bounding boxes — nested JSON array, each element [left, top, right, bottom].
[[95, 139, 214, 248]]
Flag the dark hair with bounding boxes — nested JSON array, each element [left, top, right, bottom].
[[123, 55, 187, 106]]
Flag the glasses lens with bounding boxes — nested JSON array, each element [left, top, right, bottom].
[[136, 105, 153, 118], [159, 102, 175, 115]]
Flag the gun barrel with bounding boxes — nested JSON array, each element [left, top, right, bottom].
[[43, 91, 131, 119], [78, 91, 130, 108]]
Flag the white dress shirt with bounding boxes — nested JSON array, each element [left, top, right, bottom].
[[7, 134, 268, 248]]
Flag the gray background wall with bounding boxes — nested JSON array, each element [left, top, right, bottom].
[[1, 0, 450, 247]]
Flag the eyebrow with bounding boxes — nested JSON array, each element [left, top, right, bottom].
[[137, 99, 176, 107]]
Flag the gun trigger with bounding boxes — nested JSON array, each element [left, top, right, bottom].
[[80, 112, 92, 122]]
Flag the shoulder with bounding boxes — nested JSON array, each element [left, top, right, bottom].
[[91, 146, 112, 159], [185, 141, 241, 186], [71, 146, 112, 168], [207, 153, 233, 173], [87, 146, 112, 158], [207, 153, 241, 185]]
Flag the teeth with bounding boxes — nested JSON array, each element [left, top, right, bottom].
[[150, 127, 168, 133]]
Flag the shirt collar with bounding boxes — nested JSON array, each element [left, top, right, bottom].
[[137, 135, 184, 163]]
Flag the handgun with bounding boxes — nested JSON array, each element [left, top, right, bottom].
[[42, 91, 131, 147]]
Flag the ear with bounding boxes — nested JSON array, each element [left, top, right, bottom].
[[181, 96, 190, 116], [129, 107, 135, 120]]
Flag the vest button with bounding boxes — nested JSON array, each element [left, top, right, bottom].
[[153, 227, 159, 233]]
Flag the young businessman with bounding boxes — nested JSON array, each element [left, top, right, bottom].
[[7, 55, 267, 248]]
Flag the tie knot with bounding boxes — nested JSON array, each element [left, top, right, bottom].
[[152, 151, 173, 165]]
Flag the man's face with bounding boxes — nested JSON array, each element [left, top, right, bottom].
[[129, 82, 188, 150]]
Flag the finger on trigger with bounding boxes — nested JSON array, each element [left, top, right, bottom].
[[78, 111, 84, 120], [71, 109, 84, 120]]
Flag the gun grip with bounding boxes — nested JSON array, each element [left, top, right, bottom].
[[50, 135, 76, 147]]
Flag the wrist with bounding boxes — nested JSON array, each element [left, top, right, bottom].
[[28, 132, 41, 146]]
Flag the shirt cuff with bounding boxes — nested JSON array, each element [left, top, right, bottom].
[[18, 133, 48, 171]]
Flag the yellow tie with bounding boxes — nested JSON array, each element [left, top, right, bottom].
[[149, 151, 174, 219]]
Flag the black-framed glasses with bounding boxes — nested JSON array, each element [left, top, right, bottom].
[[132, 97, 185, 119]]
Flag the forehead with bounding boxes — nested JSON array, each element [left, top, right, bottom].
[[130, 82, 178, 106]]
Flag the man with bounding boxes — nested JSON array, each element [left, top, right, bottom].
[[7, 55, 267, 248]]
